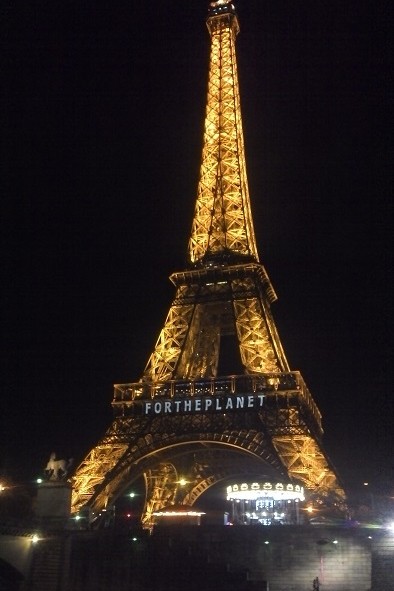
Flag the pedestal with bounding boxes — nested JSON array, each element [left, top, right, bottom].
[[35, 481, 72, 528]]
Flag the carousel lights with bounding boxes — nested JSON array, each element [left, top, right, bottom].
[[227, 481, 304, 502], [227, 481, 306, 526]]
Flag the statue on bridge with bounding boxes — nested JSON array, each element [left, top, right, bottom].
[[44, 453, 73, 481]]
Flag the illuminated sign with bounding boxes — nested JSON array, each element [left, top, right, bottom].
[[143, 393, 265, 416]]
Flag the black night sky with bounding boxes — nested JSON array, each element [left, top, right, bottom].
[[2, 1, 392, 496]]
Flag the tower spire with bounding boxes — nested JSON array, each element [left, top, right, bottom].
[[189, 0, 259, 265]]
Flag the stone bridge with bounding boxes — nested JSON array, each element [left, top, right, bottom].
[[0, 523, 392, 590]]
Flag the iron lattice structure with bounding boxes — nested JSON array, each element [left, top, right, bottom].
[[71, 1, 345, 527], [188, 2, 258, 264]]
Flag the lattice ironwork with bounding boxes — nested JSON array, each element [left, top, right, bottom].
[[142, 463, 179, 529], [143, 301, 195, 382], [142, 264, 286, 382], [188, 2, 258, 264], [71, 1, 346, 525], [272, 435, 344, 502], [71, 444, 128, 514]]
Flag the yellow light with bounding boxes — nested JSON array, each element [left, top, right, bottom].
[[307, 506, 313, 513], [179, 478, 187, 486], [152, 510, 205, 517], [32, 534, 40, 544]]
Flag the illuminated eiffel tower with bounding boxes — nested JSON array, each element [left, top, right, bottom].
[[71, 0, 345, 526]]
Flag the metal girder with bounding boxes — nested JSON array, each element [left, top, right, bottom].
[[142, 268, 288, 383], [233, 293, 283, 374], [142, 463, 179, 529], [176, 302, 221, 379], [188, 6, 258, 264], [71, 417, 152, 514], [71, 443, 128, 514], [272, 434, 345, 503], [143, 299, 195, 382]]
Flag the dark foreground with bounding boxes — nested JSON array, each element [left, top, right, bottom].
[[1, 523, 393, 590]]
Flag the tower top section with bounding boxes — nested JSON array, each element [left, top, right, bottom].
[[188, 1, 259, 266], [207, 1, 238, 33]]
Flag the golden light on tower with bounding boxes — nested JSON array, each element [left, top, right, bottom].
[[70, 0, 346, 525], [189, 0, 258, 264]]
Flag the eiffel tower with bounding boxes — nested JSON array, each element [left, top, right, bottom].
[[71, 0, 345, 527]]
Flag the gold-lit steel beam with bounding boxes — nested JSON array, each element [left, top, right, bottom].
[[188, 5, 258, 263], [233, 292, 286, 374], [272, 434, 345, 502], [71, 443, 128, 514], [142, 463, 179, 529], [143, 298, 195, 383]]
